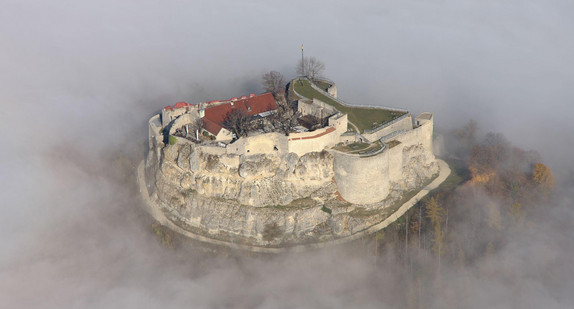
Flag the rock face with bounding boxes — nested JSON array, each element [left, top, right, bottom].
[[393, 144, 439, 191], [145, 138, 439, 246], [156, 144, 334, 207]]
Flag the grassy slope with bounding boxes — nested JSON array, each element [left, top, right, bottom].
[[292, 79, 407, 133]]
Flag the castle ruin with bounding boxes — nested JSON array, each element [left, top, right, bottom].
[[142, 78, 440, 246]]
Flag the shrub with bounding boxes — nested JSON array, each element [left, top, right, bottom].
[[262, 222, 283, 242], [321, 205, 332, 214], [168, 135, 177, 145]]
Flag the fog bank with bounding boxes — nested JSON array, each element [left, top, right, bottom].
[[1, 1, 574, 308]]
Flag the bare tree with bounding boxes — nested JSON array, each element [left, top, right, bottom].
[[262, 71, 285, 95], [296, 57, 325, 81], [187, 116, 203, 140], [299, 114, 324, 131], [222, 109, 250, 138], [268, 105, 301, 135]]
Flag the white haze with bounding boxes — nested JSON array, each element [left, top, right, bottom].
[[1, 0, 573, 308]]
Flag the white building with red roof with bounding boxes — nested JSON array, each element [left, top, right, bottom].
[[201, 92, 279, 141]]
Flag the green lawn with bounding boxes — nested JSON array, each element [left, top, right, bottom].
[[333, 141, 384, 155], [293, 79, 406, 133], [313, 80, 332, 92]]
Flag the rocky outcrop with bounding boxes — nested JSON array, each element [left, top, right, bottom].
[[155, 143, 335, 208], [146, 137, 439, 246], [392, 144, 439, 191]]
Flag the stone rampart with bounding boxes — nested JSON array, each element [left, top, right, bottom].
[[288, 127, 338, 157], [148, 115, 164, 159], [327, 84, 337, 98], [168, 112, 200, 136], [386, 115, 435, 181], [328, 113, 348, 136], [362, 113, 413, 142], [226, 132, 288, 156], [162, 106, 193, 127], [394, 115, 434, 154], [298, 98, 337, 118], [332, 113, 434, 204], [332, 148, 390, 205]]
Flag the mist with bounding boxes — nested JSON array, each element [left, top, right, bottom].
[[2, 1, 574, 308]]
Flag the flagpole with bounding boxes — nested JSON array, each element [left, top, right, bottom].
[[301, 44, 304, 78]]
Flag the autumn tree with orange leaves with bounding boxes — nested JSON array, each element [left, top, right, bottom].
[[532, 163, 555, 194]]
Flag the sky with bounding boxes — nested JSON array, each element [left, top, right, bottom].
[[1, 0, 574, 308]]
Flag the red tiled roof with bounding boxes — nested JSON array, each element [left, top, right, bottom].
[[165, 101, 197, 110], [173, 102, 189, 109], [202, 92, 278, 135], [202, 117, 224, 136]]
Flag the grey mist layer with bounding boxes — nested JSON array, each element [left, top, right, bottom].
[[1, 1, 573, 308]]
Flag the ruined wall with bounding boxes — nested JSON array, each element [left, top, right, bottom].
[[327, 84, 337, 98], [394, 115, 434, 157], [328, 113, 348, 136], [148, 115, 163, 159], [298, 98, 337, 118], [332, 149, 390, 205], [168, 112, 200, 135], [149, 106, 437, 208], [162, 106, 193, 127], [385, 114, 437, 191]]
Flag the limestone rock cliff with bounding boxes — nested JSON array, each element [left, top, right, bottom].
[[155, 143, 335, 208], [145, 140, 439, 246], [392, 144, 439, 191]]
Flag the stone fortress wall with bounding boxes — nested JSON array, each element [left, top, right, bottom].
[[333, 147, 391, 204], [333, 114, 434, 204], [147, 81, 437, 206], [362, 113, 413, 141]]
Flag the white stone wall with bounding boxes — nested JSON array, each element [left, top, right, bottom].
[[148, 114, 164, 159], [327, 84, 337, 98], [215, 128, 233, 142], [332, 113, 435, 204], [162, 107, 193, 127], [332, 149, 390, 205], [387, 144, 404, 181], [288, 127, 339, 157], [168, 112, 200, 135], [362, 114, 413, 142], [394, 115, 434, 155], [328, 113, 348, 136], [234, 132, 288, 156], [297, 98, 337, 118], [148, 104, 436, 207]]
